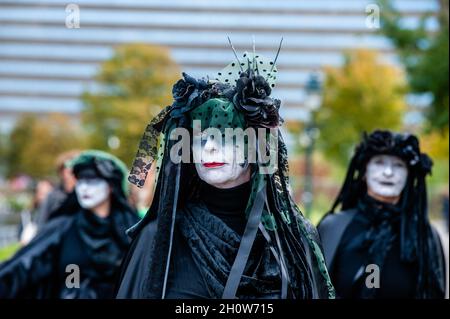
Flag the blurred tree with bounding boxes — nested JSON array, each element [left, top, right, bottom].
[[420, 129, 449, 185], [315, 49, 407, 166], [0, 132, 8, 176], [421, 129, 449, 160], [5, 114, 36, 178], [5, 113, 85, 178], [378, 0, 449, 131], [82, 43, 180, 166]]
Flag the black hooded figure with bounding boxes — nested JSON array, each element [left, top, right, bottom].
[[116, 51, 335, 299], [0, 150, 139, 298], [318, 130, 446, 299]]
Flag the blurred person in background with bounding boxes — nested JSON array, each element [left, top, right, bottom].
[[34, 150, 80, 227], [0, 150, 139, 298], [19, 179, 54, 245], [318, 130, 446, 299]]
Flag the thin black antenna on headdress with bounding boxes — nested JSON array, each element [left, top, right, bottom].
[[266, 37, 283, 81], [227, 36, 243, 72], [252, 35, 259, 75], [246, 57, 252, 75]]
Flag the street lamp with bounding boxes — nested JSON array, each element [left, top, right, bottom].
[[304, 73, 322, 113], [301, 73, 322, 218]]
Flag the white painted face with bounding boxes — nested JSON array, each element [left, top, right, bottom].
[[193, 134, 250, 189], [366, 155, 408, 200], [75, 178, 111, 209]]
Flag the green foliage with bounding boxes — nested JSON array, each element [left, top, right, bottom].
[[421, 129, 449, 186], [4, 115, 35, 178], [5, 113, 85, 178], [82, 43, 180, 166], [316, 49, 407, 166], [0, 243, 20, 262], [378, 0, 449, 131], [0, 132, 9, 176]]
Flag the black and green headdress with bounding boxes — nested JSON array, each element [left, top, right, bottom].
[[127, 42, 334, 299], [70, 149, 130, 197]]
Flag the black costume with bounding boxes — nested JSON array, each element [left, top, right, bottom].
[[116, 49, 335, 299], [0, 151, 139, 298], [318, 130, 446, 299]]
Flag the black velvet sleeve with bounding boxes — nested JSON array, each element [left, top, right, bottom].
[[430, 225, 447, 298], [116, 219, 158, 299], [0, 216, 73, 298]]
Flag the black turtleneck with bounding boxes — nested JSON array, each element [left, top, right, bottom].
[[199, 180, 251, 236], [165, 181, 252, 299], [57, 210, 123, 298]]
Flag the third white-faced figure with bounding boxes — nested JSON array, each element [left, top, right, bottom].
[[318, 130, 446, 299]]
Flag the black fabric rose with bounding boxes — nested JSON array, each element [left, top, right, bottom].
[[233, 69, 281, 128], [172, 76, 195, 104], [396, 135, 424, 169], [401, 144, 420, 166], [419, 153, 433, 175], [365, 130, 395, 154], [170, 72, 208, 118]]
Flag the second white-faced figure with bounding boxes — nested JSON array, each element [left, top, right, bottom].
[[0, 151, 139, 299]]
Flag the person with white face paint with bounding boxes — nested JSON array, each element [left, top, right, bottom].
[[75, 178, 111, 216], [117, 50, 334, 299], [194, 133, 251, 189], [365, 154, 408, 204], [0, 150, 139, 299], [318, 130, 446, 299]]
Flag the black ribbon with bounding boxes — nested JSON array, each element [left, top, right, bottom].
[[222, 184, 266, 298]]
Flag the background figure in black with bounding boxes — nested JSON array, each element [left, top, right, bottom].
[[0, 150, 139, 299], [34, 150, 81, 228], [18, 178, 54, 246], [318, 130, 446, 299]]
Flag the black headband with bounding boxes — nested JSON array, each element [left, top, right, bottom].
[[354, 130, 432, 175]]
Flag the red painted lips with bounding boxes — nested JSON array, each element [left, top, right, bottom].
[[203, 162, 225, 168]]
